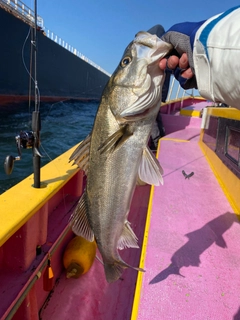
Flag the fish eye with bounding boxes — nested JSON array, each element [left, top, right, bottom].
[[120, 56, 131, 67]]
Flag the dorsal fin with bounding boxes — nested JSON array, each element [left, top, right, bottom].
[[69, 134, 91, 173]]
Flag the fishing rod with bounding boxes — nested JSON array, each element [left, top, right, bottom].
[[32, 0, 41, 188], [4, 0, 42, 188]]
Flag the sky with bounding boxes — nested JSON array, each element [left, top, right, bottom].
[[23, 0, 240, 75]]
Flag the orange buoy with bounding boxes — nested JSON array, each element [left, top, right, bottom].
[[63, 236, 97, 278]]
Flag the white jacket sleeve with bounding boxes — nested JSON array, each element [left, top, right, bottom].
[[193, 6, 240, 109]]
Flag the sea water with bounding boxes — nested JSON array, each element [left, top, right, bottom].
[[0, 100, 98, 194]]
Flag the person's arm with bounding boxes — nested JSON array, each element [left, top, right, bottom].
[[158, 6, 240, 109], [193, 6, 240, 109]]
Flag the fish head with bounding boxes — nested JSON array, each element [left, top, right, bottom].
[[106, 32, 172, 121]]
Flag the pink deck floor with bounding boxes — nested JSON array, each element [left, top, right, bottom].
[[137, 135, 240, 319]]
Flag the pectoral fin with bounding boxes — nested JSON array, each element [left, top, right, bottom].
[[98, 126, 133, 155], [70, 192, 94, 242], [117, 221, 139, 250], [120, 78, 160, 118], [136, 176, 147, 186], [69, 134, 91, 174], [138, 146, 164, 186]]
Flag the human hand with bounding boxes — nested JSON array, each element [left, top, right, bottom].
[[159, 21, 205, 89], [159, 53, 193, 79], [159, 51, 197, 90]]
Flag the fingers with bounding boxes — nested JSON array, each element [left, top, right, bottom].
[[167, 56, 179, 69], [179, 53, 193, 78], [159, 56, 178, 70], [181, 68, 193, 79], [179, 53, 188, 69], [159, 53, 193, 79], [159, 58, 167, 70]]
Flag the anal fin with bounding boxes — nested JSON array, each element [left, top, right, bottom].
[[117, 221, 139, 250]]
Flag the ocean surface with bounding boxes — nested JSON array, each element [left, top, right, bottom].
[[0, 100, 98, 195]]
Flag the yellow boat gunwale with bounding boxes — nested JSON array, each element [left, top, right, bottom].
[[199, 106, 240, 214], [0, 144, 81, 247]]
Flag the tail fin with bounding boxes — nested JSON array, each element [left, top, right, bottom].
[[104, 260, 145, 283]]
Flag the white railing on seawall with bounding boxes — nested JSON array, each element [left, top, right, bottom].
[[0, 0, 111, 77]]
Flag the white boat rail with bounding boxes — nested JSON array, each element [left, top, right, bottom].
[[166, 75, 199, 103], [0, 0, 111, 77]]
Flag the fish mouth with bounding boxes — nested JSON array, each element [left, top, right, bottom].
[[134, 31, 169, 62], [134, 31, 159, 49]]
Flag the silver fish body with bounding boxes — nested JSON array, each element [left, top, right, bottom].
[[70, 32, 172, 282]]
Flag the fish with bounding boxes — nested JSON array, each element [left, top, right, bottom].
[[69, 31, 172, 283]]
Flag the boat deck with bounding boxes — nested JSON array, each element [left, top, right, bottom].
[[135, 128, 240, 319], [41, 101, 240, 320], [2, 98, 240, 319]]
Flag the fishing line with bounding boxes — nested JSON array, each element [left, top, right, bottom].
[[81, 84, 105, 95], [39, 144, 53, 162], [21, 26, 41, 115], [43, 99, 71, 119], [21, 26, 32, 118]]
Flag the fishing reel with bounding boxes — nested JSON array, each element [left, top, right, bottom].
[[4, 130, 42, 175], [4, 110, 43, 188]]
